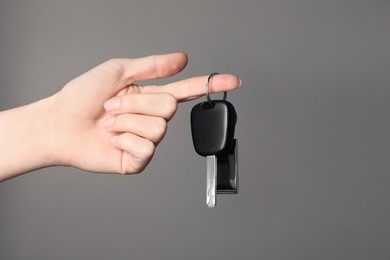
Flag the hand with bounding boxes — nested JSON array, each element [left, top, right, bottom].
[[48, 52, 240, 175]]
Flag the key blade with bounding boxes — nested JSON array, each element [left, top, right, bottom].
[[206, 155, 217, 208]]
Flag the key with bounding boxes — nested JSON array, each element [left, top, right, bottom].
[[190, 73, 238, 208]]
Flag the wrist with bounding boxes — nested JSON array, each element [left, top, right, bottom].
[[0, 95, 60, 180], [31, 95, 64, 168]]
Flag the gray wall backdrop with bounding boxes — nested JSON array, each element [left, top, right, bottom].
[[1, 0, 390, 259]]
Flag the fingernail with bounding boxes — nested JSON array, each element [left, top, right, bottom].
[[110, 135, 119, 143], [104, 98, 120, 111], [103, 117, 115, 127], [239, 78, 242, 87]]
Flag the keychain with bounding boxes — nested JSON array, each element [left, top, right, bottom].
[[190, 73, 238, 208]]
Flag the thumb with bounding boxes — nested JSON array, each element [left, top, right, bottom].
[[78, 52, 188, 96]]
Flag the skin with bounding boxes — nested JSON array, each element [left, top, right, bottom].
[[0, 52, 240, 182]]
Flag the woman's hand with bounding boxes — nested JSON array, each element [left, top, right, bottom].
[[0, 52, 240, 180]]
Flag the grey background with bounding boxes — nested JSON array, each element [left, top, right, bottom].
[[1, 0, 389, 259]]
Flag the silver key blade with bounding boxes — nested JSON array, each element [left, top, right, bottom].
[[207, 155, 217, 208]]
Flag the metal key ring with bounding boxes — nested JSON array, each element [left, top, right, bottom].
[[206, 73, 227, 105]]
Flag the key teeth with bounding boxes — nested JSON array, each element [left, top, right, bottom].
[[207, 186, 216, 208], [206, 156, 217, 208]]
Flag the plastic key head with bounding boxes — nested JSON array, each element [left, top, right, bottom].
[[191, 100, 237, 157]]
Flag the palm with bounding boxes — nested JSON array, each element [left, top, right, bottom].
[[54, 66, 135, 173]]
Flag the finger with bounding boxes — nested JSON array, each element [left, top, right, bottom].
[[79, 52, 188, 95], [104, 114, 167, 144], [138, 74, 241, 102], [104, 92, 177, 120], [125, 52, 188, 82], [110, 133, 155, 174], [97, 52, 187, 87]]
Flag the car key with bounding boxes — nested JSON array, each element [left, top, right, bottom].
[[191, 73, 238, 208]]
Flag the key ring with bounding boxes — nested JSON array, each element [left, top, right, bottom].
[[206, 73, 227, 105]]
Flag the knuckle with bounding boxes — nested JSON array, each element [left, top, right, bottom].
[[130, 141, 155, 173], [153, 118, 168, 140], [162, 93, 178, 118], [104, 59, 125, 75], [130, 162, 147, 174], [181, 81, 191, 99], [121, 165, 141, 175], [121, 94, 137, 112], [110, 116, 119, 129], [139, 140, 155, 159]]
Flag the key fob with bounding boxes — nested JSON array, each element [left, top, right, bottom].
[[191, 100, 237, 157]]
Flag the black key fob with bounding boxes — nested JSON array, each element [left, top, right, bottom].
[[191, 100, 237, 157]]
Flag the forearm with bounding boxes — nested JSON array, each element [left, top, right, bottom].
[[0, 96, 58, 181]]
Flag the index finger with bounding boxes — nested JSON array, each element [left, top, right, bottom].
[[139, 74, 241, 102]]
